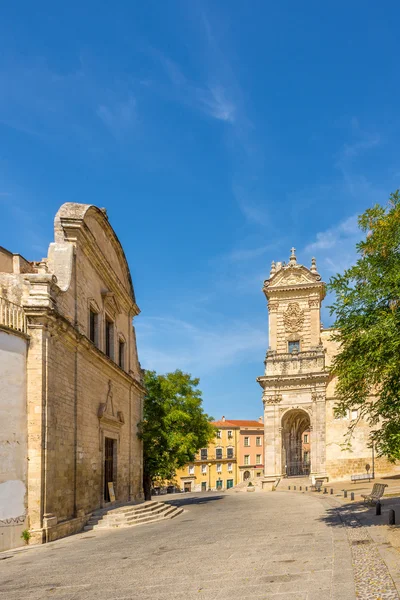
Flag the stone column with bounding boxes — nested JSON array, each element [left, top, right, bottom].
[[308, 296, 321, 347], [311, 391, 327, 476], [25, 321, 48, 539], [268, 301, 279, 351]]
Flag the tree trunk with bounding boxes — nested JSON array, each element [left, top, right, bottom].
[[143, 471, 152, 501]]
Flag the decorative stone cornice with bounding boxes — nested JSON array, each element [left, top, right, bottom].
[[257, 371, 329, 391], [23, 305, 145, 394], [53, 203, 139, 316], [268, 300, 279, 312], [262, 251, 325, 301]]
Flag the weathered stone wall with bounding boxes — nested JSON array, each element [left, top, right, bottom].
[[0, 203, 144, 548], [0, 329, 28, 551]]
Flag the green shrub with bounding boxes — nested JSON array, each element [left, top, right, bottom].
[[21, 529, 31, 544]]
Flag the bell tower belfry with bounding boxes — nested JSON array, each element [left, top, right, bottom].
[[257, 249, 329, 480]]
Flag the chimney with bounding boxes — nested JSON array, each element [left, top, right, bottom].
[[258, 416, 263, 423], [222, 416, 225, 422]]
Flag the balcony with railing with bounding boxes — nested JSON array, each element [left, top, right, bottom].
[[195, 452, 236, 462], [0, 296, 27, 334], [264, 346, 325, 377]]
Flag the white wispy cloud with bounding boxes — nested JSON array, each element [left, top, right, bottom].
[[199, 84, 236, 123], [335, 119, 381, 170], [233, 184, 268, 226], [339, 134, 381, 162], [305, 214, 359, 253], [136, 316, 268, 375], [225, 244, 272, 262], [0, 57, 138, 145], [97, 95, 136, 138], [149, 50, 236, 124], [303, 214, 360, 275]]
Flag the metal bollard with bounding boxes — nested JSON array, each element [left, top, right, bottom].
[[344, 490, 348, 499], [324, 487, 327, 494], [351, 492, 354, 501], [376, 501, 381, 516], [330, 488, 333, 495], [389, 509, 396, 525], [305, 486, 308, 491], [300, 486, 302, 491], [288, 486, 290, 490], [294, 486, 296, 490]]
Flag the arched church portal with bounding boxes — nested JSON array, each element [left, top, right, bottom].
[[281, 409, 311, 477]]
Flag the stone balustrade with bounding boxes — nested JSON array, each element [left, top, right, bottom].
[[264, 347, 325, 376], [0, 296, 27, 333]]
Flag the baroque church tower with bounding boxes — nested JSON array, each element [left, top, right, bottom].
[[257, 249, 329, 479], [258, 248, 398, 482]]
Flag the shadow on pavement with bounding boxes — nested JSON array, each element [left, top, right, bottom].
[[318, 496, 400, 528], [161, 494, 225, 508]]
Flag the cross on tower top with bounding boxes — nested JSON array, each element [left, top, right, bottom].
[[289, 247, 297, 265]]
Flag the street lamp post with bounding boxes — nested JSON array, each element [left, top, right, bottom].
[[208, 463, 212, 491]]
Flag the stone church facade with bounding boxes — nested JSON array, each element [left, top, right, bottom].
[[257, 249, 397, 482], [0, 203, 145, 549]]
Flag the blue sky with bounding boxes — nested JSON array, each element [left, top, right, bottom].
[[1, 2, 399, 419]]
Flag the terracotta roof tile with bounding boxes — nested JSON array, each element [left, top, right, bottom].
[[212, 419, 263, 428]]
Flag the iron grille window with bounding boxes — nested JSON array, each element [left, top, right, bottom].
[[227, 447, 234, 459], [118, 339, 125, 369], [89, 309, 98, 345], [288, 340, 300, 353], [200, 449, 208, 460], [105, 317, 114, 359], [216, 448, 223, 459]]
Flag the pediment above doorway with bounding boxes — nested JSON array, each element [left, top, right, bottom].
[[98, 380, 125, 429]]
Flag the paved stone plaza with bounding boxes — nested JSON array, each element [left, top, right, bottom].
[[0, 491, 360, 600]]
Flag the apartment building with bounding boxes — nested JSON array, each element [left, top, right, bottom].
[[175, 416, 264, 491]]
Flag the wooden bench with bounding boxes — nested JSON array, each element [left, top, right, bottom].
[[361, 483, 388, 505], [311, 478, 324, 492], [272, 477, 281, 491], [351, 473, 372, 483]]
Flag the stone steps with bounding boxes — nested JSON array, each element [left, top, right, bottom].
[[83, 501, 183, 531]]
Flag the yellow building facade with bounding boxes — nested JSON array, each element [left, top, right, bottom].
[[175, 419, 239, 492]]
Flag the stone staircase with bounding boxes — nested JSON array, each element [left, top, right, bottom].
[[83, 500, 184, 531], [229, 478, 265, 492]]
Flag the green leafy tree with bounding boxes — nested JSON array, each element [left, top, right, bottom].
[[328, 190, 400, 460], [138, 369, 215, 500]]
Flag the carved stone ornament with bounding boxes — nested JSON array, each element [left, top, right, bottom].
[[311, 391, 326, 403], [98, 380, 125, 426], [283, 302, 304, 333], [268, 300, 279, 312], [265, 393, 282, 404], [308, 298, 319, 309]]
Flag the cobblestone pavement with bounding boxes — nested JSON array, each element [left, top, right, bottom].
[[332, 502, 399, 600], [0, 491, 357, 600]]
